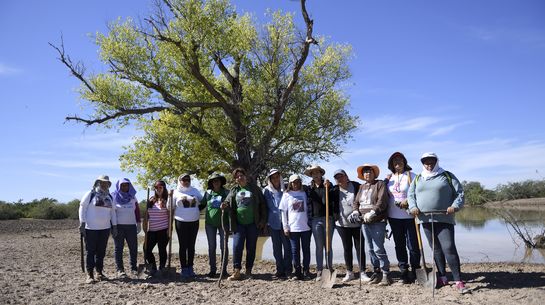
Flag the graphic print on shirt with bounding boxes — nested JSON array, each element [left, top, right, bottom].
[[93, 193, 113, 208], [236, 189, 253, 208], [291, 194, 305, 213], [208, 195, 223, 209], [178, 196, 196, 208]]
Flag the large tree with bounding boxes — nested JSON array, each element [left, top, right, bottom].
[[52, 0, 357, 186]]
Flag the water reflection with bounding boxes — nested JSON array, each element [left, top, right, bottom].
[[141, 207, 545, 265]]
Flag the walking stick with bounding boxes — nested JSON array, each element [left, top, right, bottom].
[[165, 190, 177, 277], [218, 209, 228, 288], [137, 187, 150, 277], [80, 233, 85, 273], [321, 181, 337, 289]]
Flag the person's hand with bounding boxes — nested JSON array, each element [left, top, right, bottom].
[[410, 207, 420, 217], [111, 225, 118, 238], [363, 210, 376, 223], [220, 202, 229, 210], [347, 211, 362, 224], [79, 222, 86, 237], [283, 229, 290, 237], [136, 222, 142, 234], [446, 206, 456, 214], [399, 199, 409, 209]]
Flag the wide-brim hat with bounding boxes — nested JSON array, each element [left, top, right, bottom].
[[94, 175, 112, 187], [207, 172, 226, 189], [357, 164, 380, 180], [289, 174, 302, 183], [387, 152, 412, 173], [304, 165, 325, 177], [420, 152, 439, 163]]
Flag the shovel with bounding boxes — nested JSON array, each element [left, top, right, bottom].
[[163, 190, 177, 278], [217, 209, 229, 288], [424, 210, 448, 298], [320, 181, 337, 289], [80, 233, 85, 273], [137, 188, 151, 278], [414, 217, 434, 288]]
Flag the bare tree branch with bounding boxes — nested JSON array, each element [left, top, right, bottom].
[[49, 37, 95, 94], [66, 106, 168, 125]]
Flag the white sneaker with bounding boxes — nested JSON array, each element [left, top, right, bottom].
[[360, 272, 372, 282], [342, 271, 355, 282]]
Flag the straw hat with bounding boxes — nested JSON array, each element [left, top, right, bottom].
[[304, 165, 325, 177], [356, 164, 380, 180]]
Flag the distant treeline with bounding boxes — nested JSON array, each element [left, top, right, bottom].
[[1, 179, 545, 220]]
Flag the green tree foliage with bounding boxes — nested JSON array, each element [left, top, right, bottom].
[[52, 0, 357, 186], [0, 201, 24, 220], [462, 181, 495, 205], [495, 180, 545, 201]]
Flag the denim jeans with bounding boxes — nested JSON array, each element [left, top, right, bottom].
[[422, 222, 462, 281], [388, 218, 420, 271], [289, 230, 312, 273], [85, 228, 110, 272], [336, 226, 365, 272], [362, 221, 390, 273], [205, 223, 228, 273], [175, 220, 199, 268], [114, 224, 138, 272], [145, 229, 169, 270], [232, 223, 258, 271], [269, 226, 293, 275], [311, 217, 334, 271]]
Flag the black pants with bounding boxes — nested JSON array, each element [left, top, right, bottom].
[[389, 218, 421, 271], [336, 226, 365, 272], [145, 229, 169, 270], [85, 228, 110, 272], [422, 222, 462, 281], [175, 220, 199, 268]]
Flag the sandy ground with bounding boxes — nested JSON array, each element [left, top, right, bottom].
[[0, 219, 544, 305]]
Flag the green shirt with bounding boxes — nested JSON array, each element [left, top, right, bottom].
[[235, 187, 255, 225], [202, 189, 228, 227]]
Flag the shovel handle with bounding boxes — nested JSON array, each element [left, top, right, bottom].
[[414, 218, 427, 269]]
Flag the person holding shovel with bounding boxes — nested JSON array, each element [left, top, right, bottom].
[[263, 169, 292, 280], [144, 180, 170, 276], [352, 164, 392, 286], [223, 167, 267, 281], [200, 172, 230, 278], [79, 175, 117, 283], [384, 152, 420, 284], [280, 174, 311, 281], [173, 173, 203, 280], [331, 169, 365, 283], [408, 152, 469, 294], [112, 178, 141, 278], [304, 165, 335, 282]]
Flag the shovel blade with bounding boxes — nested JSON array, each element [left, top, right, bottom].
[[415, 267, 435, 288], [137, 263, 151, 278], [320, 269, 337, 289]]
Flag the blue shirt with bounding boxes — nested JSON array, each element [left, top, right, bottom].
[[263, 186, 283, 230]]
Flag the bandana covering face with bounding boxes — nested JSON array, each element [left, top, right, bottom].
[[112, 178, 137, 206], [177, 174, 191, 192], [421, 160, 445, 180]]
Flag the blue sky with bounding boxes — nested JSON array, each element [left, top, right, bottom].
[[1, 0, 544, 202]]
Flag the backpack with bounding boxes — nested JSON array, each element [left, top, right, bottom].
[[414, 171, 455, 193]]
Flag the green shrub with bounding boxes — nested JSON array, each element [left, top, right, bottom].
[[0, 202, 24, 220], [495, 180, 545, 201], [65, 199, 80, 219], [462, 181, 495, 205]]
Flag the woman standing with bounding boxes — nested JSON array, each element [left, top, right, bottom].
[[224, 168, 267, 281], [304, 165, 334, 282], [79, 175, 117, 283], [331, 169, 364, 283], [408, 152, 469, 294], [173, 173, 203, 280], [144, 180, 170, 275], [385, 152, 420, 284], [352, 164, 392, 286], [200, 172, 230, 278], [263, 169, 292, 279], [112, 178, 141, 278], [280, 174, 311, 281]]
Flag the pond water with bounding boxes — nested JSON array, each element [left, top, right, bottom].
[[143, 207, 545, 265]]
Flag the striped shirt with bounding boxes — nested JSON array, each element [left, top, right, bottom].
[[147, 201, 169, 232]]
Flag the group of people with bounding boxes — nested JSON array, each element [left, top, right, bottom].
[[78, 151, 469, 294]]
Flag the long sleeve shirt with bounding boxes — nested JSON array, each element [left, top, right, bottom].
[[79, 190, 117, 230]]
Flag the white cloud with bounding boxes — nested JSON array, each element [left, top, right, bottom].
[[359, 115, 442, 135], [61, 132, 139, 151], [0, 63, 22, 75], [32, 159, 120, 169], [465, 26, 545, 48]]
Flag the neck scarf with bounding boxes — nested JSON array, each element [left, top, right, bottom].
[[421, 162, 445, 180]]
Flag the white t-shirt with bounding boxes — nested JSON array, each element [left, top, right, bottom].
[[114, 197, 138, 225], [79, 190, 117, 230], [173, 187, 203, 222], [387, 172, 415, 219], [279, 190, 310, 232]]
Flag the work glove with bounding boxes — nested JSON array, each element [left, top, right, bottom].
[[136, 222, 142, 234], [347, 211, 362, 224], [79, 222, 86, 237], [363, 210, 376, 223], [111, 225, 118, 239]]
